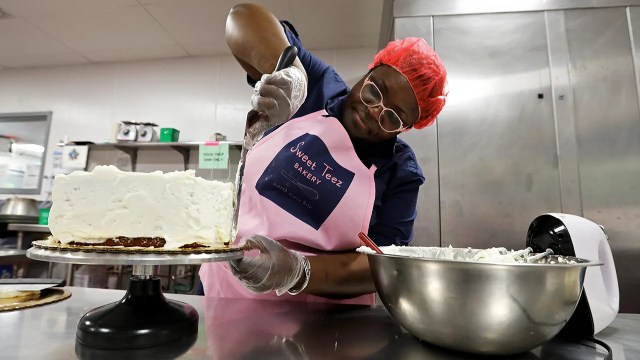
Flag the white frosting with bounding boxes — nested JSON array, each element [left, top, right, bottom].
[[48, 165, 234, 249], [357, 245, 535, 263]]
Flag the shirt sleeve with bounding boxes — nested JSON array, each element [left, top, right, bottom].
[[246, 21, 350, 118], [368, 142, 426, 246]]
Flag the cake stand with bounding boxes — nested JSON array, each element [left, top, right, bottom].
[[26, 242, 243, 352]]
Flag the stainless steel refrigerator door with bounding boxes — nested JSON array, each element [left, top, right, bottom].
[[395, 16, 441, 247], [564, 6, 640, 313], [433, 12, 561, 251]]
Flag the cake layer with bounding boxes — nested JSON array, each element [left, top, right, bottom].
[[0, 290, 41, 305], [48, 166, 234, 249], [69, 237, 166, 248]]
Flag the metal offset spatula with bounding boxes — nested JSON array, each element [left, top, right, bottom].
[[232, 45, 299, 235], [0, 278, 65, 292]]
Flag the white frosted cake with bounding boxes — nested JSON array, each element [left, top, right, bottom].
[[48, 165, 234, 249]]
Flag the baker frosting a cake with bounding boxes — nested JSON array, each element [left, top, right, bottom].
[[48, 165, 234, 249]]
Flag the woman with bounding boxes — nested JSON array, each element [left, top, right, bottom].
[[200, 3, 447, 304]]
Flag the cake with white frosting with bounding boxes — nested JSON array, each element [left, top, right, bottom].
[[48, 165, 234, 249]]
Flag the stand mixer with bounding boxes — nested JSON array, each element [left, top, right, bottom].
[[527, 213, 619, 338]]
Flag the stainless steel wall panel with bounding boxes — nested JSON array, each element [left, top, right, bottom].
[[434, 12, 561, 250], [545, 11, 584, 215], [378, 0, 395, 50], [630, 7, 640, 127], [564, 7, 640, 313], [392, 3, 640, 313], [625, 5, 640, 315], [394, 17, 434, 47], [394, 0, 640, 17], [394, 16, 441, 247]]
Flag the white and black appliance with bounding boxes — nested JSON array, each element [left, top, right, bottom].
[[527, 213, 619, 358]]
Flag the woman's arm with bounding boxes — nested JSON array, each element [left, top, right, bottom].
[[230, 236, 376, 298], [226, 3, 306, 81], [303, 253, 376, 298]]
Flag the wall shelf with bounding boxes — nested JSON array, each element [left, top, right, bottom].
[[58, 141, 243, 171]]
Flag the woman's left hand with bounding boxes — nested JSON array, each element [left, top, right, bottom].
[[230, 235, 309, 295]]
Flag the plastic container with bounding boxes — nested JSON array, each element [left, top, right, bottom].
[[160, 128, 180, 142], [38, 208, 50, 225]]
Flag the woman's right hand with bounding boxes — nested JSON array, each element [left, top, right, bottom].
[[251, 66, 307, 125], [230, 235, 309, 296]]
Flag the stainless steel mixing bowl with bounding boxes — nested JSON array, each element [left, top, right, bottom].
[[367, 254, 601, 355]]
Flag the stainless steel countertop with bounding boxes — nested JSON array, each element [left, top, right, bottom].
[[1, 286, 637, 359]]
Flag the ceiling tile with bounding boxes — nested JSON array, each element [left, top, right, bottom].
[[0, 0, 385, 69], [143, 0, 228, 48], [0, 0, 138, 17], [83, 45, 187, 63], [28, 6, 177, 52], [0, 51, 89, 68], [0, 18, 70, 52], [136, 0, 179, 4], [182, 42, 224, 56], [288, 0, 383, 50], [0, 18, 87, 67], [241, 0, 294, 19], [144, 0, 292, 50]]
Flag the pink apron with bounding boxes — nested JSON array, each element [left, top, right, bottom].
[[199, 110, 377, 305]]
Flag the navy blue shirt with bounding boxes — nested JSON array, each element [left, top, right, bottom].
[[248, 21, 425, 246]]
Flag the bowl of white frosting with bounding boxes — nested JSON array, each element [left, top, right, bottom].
[[358, 245, 601, 355]]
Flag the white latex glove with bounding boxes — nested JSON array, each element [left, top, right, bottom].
[[251, 66, 307, 126], [230, 235, 310, 296], [238, 110, 269, 153]]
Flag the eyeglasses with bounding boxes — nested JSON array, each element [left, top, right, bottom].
[[359, 74, 412, 133]]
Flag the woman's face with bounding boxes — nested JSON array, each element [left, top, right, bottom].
[[341, 65, 420, 143]]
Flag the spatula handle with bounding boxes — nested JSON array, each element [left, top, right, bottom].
[[358, 232, 383, 254]]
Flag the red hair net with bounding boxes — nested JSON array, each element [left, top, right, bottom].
[[369, 37, 447, 129]]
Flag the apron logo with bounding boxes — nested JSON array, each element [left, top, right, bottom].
[[255, 133, 355, 230]]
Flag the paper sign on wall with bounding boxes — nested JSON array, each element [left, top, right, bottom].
[[61, 145, 89, 169], [199, 143, 229, 169]]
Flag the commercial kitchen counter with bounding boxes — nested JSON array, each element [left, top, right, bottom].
[[1, 286, 637, 359]]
